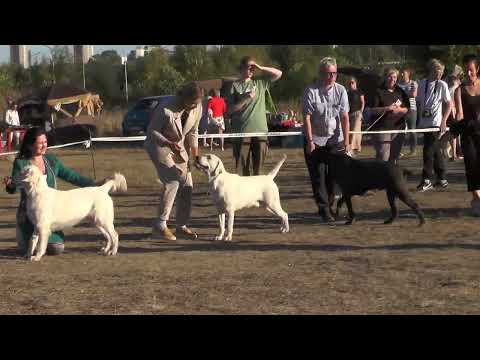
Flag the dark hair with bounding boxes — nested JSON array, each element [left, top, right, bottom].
[[17, 127, 47, 159], [9, 101, 17, 110], [401, 67, 413, 77], [462, 54, 479, 69], [177, 82, 204, 102], [239, 56, 255, 70]]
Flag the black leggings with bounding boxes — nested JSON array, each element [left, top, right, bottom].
[[461, 132, 480, 192]]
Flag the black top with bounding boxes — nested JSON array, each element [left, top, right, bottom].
[[371, 85, 410, 131], [347, 89, 364, 113], [460, 85, 480, 134]]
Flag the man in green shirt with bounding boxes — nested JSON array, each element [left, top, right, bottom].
[[228, 56, 282, 176]]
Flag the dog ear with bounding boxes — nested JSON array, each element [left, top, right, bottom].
[[211, 157, 225, 177]]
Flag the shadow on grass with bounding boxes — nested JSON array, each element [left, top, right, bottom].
[[63, 241, 480, 255]]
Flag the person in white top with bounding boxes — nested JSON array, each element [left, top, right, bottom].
[[416, 59, 454, 192], [5, 102, 21, 146]]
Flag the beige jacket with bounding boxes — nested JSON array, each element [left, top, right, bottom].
[[144, 98, 202, 169]]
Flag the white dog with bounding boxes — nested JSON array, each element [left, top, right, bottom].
[[197, 154, 289, 241], [15, 165, 127, 261]]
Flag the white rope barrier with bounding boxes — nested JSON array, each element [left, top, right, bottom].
[[0, 128, 449, 158]]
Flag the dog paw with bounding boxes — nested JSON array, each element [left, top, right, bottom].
[[224, 236, 233, 242], [214, 235, 224, 241], [32, 255, 43, 262]]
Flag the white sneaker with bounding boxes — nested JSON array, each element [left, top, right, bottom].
[[417, 179, 433, 192]]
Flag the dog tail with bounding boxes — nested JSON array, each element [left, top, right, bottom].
[[268, 154, 287, 179], [100, 173, 128, 194]]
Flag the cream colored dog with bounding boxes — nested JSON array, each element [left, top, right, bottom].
[[15, 165, 127, 261], [197, 154, 289, 241]]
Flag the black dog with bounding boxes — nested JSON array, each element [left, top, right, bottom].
[[327, 152, 425, 226]]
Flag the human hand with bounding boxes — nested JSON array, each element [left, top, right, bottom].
[[251, 62, 263, 71], [306, 141, 316, 155], [345, 143, 352, 156], [194, 156, 202, 170], [439, 122, 447, 136], [4, 176, 12, 187], [168, 141, 182, 152]]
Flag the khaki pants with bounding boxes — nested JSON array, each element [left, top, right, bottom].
[[349, 111, 363, 152], [153, 161, 193, 228], [373, 133, 405, 163], [232, 137, 268, 176]]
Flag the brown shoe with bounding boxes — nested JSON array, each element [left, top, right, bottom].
[[175, 226, 198, 240], [152, 227, 176, 241]]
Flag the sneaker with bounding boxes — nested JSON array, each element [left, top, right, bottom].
[[175, 226, 198, 240], [417, 179, 433, 192], [407, 150, 416, 157], [436, 179, 449, 189], [152, 227, 176, 241]]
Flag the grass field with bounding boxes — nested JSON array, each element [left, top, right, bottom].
[[1, 144, 480, 314]]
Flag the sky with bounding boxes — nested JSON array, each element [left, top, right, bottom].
[[0, 45, 145, 64]]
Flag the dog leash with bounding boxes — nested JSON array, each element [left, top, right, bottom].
[[365, 111, 387, 132]]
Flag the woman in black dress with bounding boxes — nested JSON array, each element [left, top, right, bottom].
[[454, 54, 480, 216]]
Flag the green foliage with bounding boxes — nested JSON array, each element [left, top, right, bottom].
[[2, 45, 480, 109]]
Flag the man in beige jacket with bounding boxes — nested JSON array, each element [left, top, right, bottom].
[[144, 83, 203, 241]]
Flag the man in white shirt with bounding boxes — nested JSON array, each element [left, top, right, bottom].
[[5, 102, 21, 146], [416, 59, 453, 192], [303, 57, 350, 222]]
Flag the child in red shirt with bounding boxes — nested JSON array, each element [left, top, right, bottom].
[[207, 89, 227, 151]]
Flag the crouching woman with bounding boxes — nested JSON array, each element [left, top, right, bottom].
[[3, 127, 96, 256]]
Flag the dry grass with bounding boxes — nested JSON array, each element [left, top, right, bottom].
[[1, 145, 480, 314], [95, 110, 126, 137]]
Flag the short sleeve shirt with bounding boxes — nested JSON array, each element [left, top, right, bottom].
[[372, 86, 410, 131], [303, 83, 349, 146], [416, 79, 451, 127], [228, 78, 271, 133]]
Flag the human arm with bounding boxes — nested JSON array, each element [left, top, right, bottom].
[[52, 155, 96, 187], [360, 94, 365, 113], [186, 104, 201, 165], [339, 87, 351, 151], [4, 159, 22, 194], [148, 107, 181, 151], [251, 62, 282, 83], [227, 90, 255, 116], [302, 88, 316, 155], [441, 84, 453, 133], [5, 111, 12, 126], [454, 86, 463, 122]]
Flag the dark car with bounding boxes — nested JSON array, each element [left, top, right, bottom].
[[122, 95, 175, 136]]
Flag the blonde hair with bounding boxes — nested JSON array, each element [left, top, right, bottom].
[[427, 58, 445, 73], [384, 67, 399, 78]]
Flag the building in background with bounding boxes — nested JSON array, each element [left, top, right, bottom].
[[10, 45, 31, 68], [73, 45, 94, 64]]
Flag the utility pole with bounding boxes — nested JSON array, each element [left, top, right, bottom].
[[121, 56, 128, 105]]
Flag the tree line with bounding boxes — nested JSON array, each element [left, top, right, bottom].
[[1, 45, 479, 110]]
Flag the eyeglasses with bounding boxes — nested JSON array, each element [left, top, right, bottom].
[[321, 71, 337, 77]]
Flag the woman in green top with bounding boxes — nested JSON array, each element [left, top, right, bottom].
[[4, 127, 96, 256]]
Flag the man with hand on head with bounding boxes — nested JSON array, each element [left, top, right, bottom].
[[228, 56, 282, 176]]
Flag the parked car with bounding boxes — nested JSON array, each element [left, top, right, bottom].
[[122, 95, 174, 136]]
